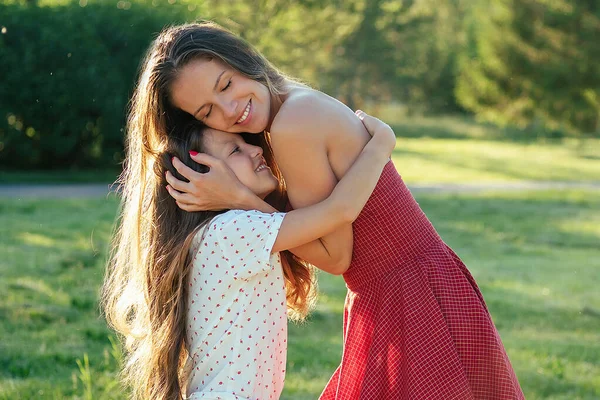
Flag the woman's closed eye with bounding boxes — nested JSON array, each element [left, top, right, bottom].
[[221, 79, 232, 91], [230, 145, 240, 155], [202, 80, 232, 120]]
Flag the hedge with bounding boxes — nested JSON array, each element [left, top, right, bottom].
[[0, 0, 191, 168]]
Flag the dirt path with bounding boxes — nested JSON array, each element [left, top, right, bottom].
[[1, 181, 598, 199]]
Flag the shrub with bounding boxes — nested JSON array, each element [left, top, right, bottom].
[[0, 0, 190, 168]]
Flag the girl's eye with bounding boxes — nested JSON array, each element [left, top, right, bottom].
[[230, 146, 240, 155], [222, 80, 232, 91]]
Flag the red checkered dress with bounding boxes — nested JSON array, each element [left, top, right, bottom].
[[319, 161, 524, 400]]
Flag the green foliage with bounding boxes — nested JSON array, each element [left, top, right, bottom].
[[1, 0, 598, 169], [456, 0, 600, 136], [0, 0, 192, 168], [0, 0, 362, 168], [313, 0, 463, 113]]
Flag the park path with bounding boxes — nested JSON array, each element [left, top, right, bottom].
[[0, 181, 599, 199]]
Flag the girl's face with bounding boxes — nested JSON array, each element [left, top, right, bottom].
[[171, 58, 271, 134], [201, 129, 278, 199]]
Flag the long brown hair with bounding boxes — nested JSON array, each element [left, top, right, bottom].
[[103, 119, 315, 399]]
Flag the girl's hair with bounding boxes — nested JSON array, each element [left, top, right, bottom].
[[102, 120, 316, 400]]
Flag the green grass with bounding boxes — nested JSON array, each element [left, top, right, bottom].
[[1, 116, 599, 398], [387, 116, 600, 184], [1, 189, 599, 399], [285, 189, 600, 399], [0, 168, 121, 184], [394, 137, 600, 184], [377, 113, 600, 183], [0, 198, 121, 399], [1, 116, 598, 185]]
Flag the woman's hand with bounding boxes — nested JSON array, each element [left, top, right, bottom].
[[165, 152, 252, 212], [355, 110, 396, 157]]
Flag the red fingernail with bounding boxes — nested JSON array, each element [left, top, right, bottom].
[[171, 157, 175, 164], [189, 151, 198, 156]]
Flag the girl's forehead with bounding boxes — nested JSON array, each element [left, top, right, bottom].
[[202, 129, 243, 155], [204, 128, 241, 142]]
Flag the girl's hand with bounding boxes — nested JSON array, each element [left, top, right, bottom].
[[165, 152, 252, 212], [355, 110, 396, 157]]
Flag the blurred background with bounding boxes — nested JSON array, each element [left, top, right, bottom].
[[0, 0, 599, 399]]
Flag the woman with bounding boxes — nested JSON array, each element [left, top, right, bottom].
[[129, 21, 524, 399]]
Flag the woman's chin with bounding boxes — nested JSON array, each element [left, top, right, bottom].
[[251, 113, 269, 133]]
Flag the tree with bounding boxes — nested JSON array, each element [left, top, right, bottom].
[[456, 0, 600, 136]]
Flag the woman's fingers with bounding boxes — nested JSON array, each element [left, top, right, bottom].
[[188, 151, 221, 168], [165, 169, 191, 193], [354, 109, 390, 137], [355, 110, 374, 136], [167, 152, 244, 211], [166, 185, 208, 211], [170, 154, 224, 195], [172, 156, 202, 185], [175, 201, 197, 212], [166, 184, 184, 201]]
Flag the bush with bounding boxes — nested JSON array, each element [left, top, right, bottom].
[[0, 0, 190, 168]]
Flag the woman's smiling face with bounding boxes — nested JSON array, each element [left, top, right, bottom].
[[170, 58, 272, 134]]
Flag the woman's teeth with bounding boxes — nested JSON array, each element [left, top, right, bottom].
[[255, 164, 268, 172], [237, 101, 251, 124]]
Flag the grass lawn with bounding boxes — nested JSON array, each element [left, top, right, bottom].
[[1, 188, 599, 399], [394, 136, 600, 184], [1, 116, 599, 185], [387, 116, 600, 184], [0, 169, 121, 185]]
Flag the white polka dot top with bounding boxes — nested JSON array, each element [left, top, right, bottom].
[[185, 210, 287, 400]]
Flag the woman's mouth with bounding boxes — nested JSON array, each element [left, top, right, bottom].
[[236, 100, 252, 125]]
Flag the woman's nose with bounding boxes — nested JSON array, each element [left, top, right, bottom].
[[220, 96, 238, 121]]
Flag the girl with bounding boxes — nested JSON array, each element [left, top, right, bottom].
[[129, 22, 524, 399], [102, 112, 396, 399]]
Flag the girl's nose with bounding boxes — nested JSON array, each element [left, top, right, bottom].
[[248, 143, 263, 158]]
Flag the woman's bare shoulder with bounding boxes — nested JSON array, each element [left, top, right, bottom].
[[271, 88, 367, 141]]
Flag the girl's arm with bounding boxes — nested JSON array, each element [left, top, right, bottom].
[[271, 111, 395, 253]]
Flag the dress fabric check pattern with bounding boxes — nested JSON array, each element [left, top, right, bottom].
[[319, 161, 524, 400]]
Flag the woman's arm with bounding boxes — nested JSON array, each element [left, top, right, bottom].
[[268, 91, 375, 273], [270, 129, 354, 274], [271, 111, 395, 253], [167, 110, 392, 275], [166, 151, 353, 274]]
